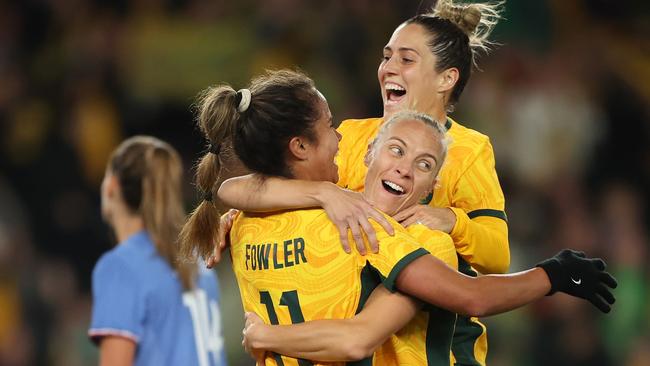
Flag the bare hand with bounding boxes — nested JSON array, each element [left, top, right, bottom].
[[207, 209, 239, 268], [319, 184, 395, 255], [242, 312, 267, 364], [393, 205, 456, 233]]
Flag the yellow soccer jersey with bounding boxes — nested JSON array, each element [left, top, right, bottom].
[[337, 117, 508, 366], [229, 208, 430, 366], [374, 225, 458, 366], [336, 117, 508, 273]]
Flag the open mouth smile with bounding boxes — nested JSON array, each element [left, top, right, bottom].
[[385, 82, 406, 104], [382, 180, 406, 195]]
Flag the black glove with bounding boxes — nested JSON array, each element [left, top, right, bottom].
[[536, 249, 618, 313]]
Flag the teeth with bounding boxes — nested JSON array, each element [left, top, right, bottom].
[[385, 82, 405, 92], [384, 180, 404, 193]]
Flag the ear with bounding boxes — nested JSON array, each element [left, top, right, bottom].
[[437, 67, 459, 93], [105, 174, 120, 198], [101, 172, 122, 207], [433, 177, 440, 189], [363, 141, 375, 167], [288, 136, 309, 160]]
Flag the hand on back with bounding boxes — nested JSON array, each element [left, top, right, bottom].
[[206, 209, 240, 268], [319, 185, 395, 255], [393, 204, 456, 234]]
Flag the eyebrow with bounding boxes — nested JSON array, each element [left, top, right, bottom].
[[387, 137, 439, 164], [383, 46, 421, 55]]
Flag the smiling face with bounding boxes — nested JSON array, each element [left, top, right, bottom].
[[303, 94, 341, 183], [378, 23, 446, 119], [363, 116, 446, 216]]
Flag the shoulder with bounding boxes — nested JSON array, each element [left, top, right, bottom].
[[406, 224, 453, 245], [447, 118, 491, 151], [338, 117, 382, 139], [445, 118, 494, 169], [338, 117, 383, 130], [374, 213, 420, 245], [234, 209, 331, 233], [93, 232, 155, 281], [237, 208, 328, 222], [406, 225, 457, 268], [93, 248, 135, 278], [91, 247, 143, 300]]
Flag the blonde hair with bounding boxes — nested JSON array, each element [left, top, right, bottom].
[[109, 136, 195, 290], [433, 0, 504, 54], [374, 110, 450, 170]]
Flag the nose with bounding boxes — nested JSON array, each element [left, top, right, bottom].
[[379, 56, 398, 77], [395, 160, 411, 178]]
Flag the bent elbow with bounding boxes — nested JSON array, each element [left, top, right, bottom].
[[462, 297, 488, 318], [216, 179, 233, 202], [457, 288, 488, 317], [342, 337, 377, 361], [343, 347, 373, 362], [348, 347, 375, 361]]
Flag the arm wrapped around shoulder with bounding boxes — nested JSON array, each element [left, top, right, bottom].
[[536, 249, 618, 313]]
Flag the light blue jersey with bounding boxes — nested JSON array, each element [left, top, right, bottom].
[[89, 231, 226, 366]]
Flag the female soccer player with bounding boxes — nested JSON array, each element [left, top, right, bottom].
[[88, 136, 226, 366], [180, 70, 615, 366], [218, 2, 507, 363]]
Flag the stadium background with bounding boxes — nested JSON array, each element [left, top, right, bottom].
[[0, 0, 648, 365]]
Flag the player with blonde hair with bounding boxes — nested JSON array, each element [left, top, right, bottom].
[[182, 69, 616, 365], [218, 1, 509, 364]]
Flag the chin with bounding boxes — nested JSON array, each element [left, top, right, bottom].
[[383, 104, 401, 119], [375, 203, 395, 216]]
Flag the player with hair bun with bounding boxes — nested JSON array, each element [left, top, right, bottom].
[[219, 1, 509, 364], [185, 69, 616, 366]]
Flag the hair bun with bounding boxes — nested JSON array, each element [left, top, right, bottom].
[[435, 0, 481, 36], [457, 5, 482, 35], [432, 0, 504, 54]]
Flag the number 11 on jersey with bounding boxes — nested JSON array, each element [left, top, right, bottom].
[[260, 290, 313, 366]]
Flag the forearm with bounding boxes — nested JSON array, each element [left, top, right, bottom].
[[250, 320, 371, 361], [471, 268, 550, 316], [449, 209, 510, 274], [248, 287, 418, 362], [395, 255, 550, 317], [218, 175, 330, 211], [98, 337, 135, 366]]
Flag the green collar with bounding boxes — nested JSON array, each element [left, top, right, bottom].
[[445, 117, 453, 130]]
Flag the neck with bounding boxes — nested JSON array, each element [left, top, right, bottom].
[[433, 110, 447, 125], [290, 162, 317, 182], [112, 211, 145, 244]]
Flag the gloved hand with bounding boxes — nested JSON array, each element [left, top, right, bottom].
[[536, 249, 618, 313]]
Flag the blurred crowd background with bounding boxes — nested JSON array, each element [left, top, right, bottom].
[[0, 0, 648, 365]]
